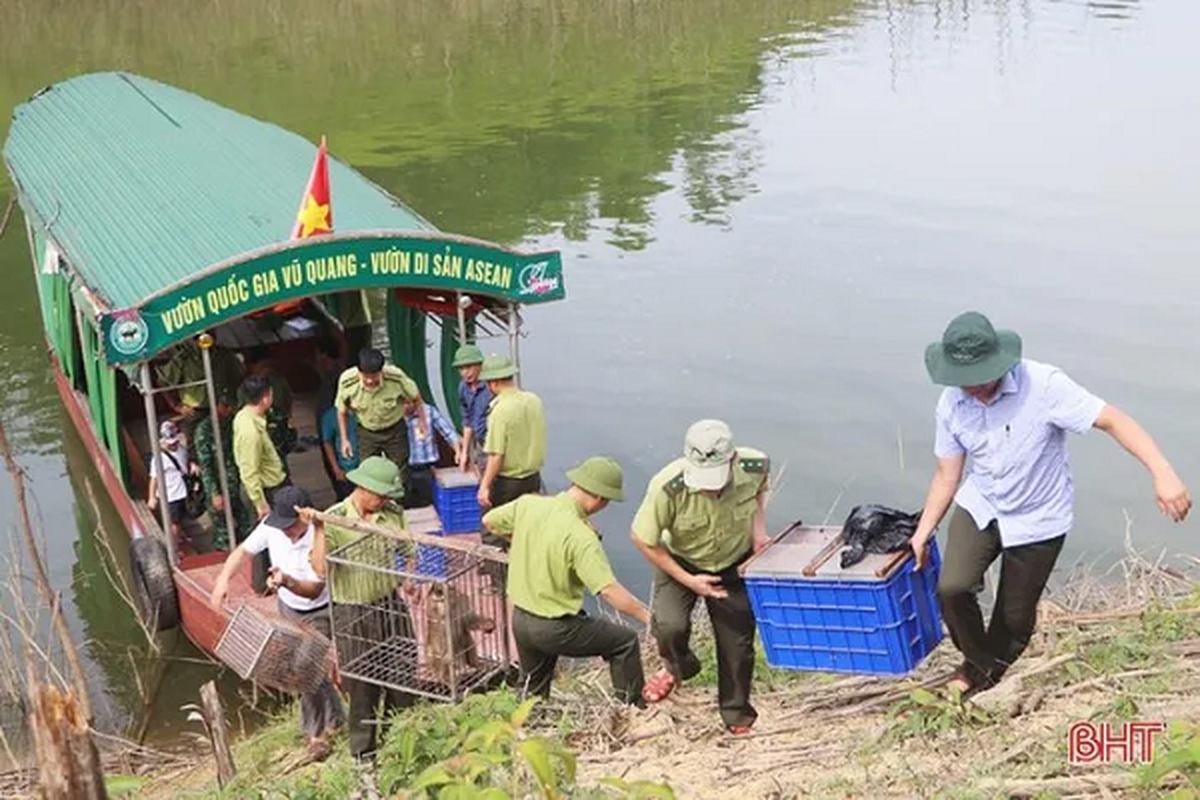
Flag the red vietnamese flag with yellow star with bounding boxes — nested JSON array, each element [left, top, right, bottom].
[[292, 135, 333, 239]]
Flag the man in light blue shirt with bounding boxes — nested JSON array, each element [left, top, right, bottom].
[[403, 398, 461, 509], [910, 311, 1191, 695]]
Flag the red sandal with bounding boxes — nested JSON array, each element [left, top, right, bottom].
[[727, 725, 753, 736], [641, 670, 676, 704]]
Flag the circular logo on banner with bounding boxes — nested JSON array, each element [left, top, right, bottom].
[[517, 260, 560, 297], [109, 310, 150, 357]]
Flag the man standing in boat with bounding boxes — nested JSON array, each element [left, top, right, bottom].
[[476, 354, 546, 511], [482, 456, 651, 704], [194, 387, 253, 550], [632, 420, 770, 735], [234, 374, 292, 591], [308, 456, 417, 763], [452, 343, 493, 474], [909, 311, 1192, 696], [476, 354, 547, 592], [335, 347, 423, 489]]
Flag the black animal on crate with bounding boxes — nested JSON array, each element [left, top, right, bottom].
[[839, 504, 921, 568], [423, 583, 496, 686]]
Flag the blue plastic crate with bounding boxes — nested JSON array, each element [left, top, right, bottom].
[[397, 508, 449, 579], [433, 468, 482, 534], [744, 524, 944, 676], [415, 545, 449, 579]]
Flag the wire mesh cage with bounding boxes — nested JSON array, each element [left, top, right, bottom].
[[214, 603, 336, 694], [326, 527, 510, 703]]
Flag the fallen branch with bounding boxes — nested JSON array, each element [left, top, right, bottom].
[[1051, 668, 1170, 699], [986, 736, 1038, 770], [974, 771, 1145, 794]]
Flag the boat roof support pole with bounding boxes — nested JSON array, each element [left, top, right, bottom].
[[141, 362, 178, 565], [455, 293, 467, 345], [507, 303, 521, 387], [199, 334, 237, 542]]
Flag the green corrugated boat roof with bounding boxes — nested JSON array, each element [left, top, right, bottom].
[[4, 72, 565, 366], [3, 71, 434, 310]]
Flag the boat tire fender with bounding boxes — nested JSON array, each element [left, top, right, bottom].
[[130, 536, 180, 632]]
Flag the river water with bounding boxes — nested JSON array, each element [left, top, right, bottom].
[[1, 0, 1197, 741]]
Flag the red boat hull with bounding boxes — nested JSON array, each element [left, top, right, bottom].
[[50, 352, 264, 658]]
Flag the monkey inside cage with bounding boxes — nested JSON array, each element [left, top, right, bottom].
[[325, 524, 510, 703]]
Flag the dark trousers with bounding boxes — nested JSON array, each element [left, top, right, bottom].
[[403, 465, 435, 509], [650, 555, 757, 728], [331, 598, 417, 759], [937, 507, 1066, 688], [512, 607, 645, 706], [277, 601, 345, 739], [252, 478, 293, 593], [358, 421, 409, 486], [481, 473, 542, 589]]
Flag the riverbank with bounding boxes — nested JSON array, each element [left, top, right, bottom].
[[107, 544, 1200, 799]]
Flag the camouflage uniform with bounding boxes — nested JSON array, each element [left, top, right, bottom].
[[264, 373, 297, 458], [194, 413, 253, 549]]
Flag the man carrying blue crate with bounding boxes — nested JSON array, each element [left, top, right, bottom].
[[631, 420, 770, 735], [909, 311, 1192, 697]]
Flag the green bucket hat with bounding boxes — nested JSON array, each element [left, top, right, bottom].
[[452, 343, 485, 368], [925, 311, 1022, 387], [478, 355, 518, 382], [566, 456, 625, 502], [345, 455, 406, 499]]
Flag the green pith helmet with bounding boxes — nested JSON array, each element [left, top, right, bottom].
[[452, 343, 485, 368], [478, 355, 518, 382], [566, 456, 625, 502], [345, 455, 405, 499]]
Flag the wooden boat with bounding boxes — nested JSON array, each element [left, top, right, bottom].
[[2, 72, 565, 667]]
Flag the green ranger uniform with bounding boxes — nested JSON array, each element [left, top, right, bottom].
[[322, 499, 411, 605], [480, 387, 548, 576], [321, 477, 416, 759], [232, 405, 290, 591], [231, 407, 289, 514], [485, 493, 616, 618], [193, 412, 252, 550], [334, 364, 420, 483], [634, 448, 770, 572], [633, 444, 769, 730], [483, 458, 644, 705], [484, 389, 547, 480]]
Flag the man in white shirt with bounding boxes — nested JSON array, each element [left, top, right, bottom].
[[211, 486, 343, 759], [910, 311, 1191, 695]]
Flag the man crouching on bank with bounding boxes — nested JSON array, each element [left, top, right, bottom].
[[481, 456, 651, 704]]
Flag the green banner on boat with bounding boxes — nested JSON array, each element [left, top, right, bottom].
[[98, 233, 565, 364]]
